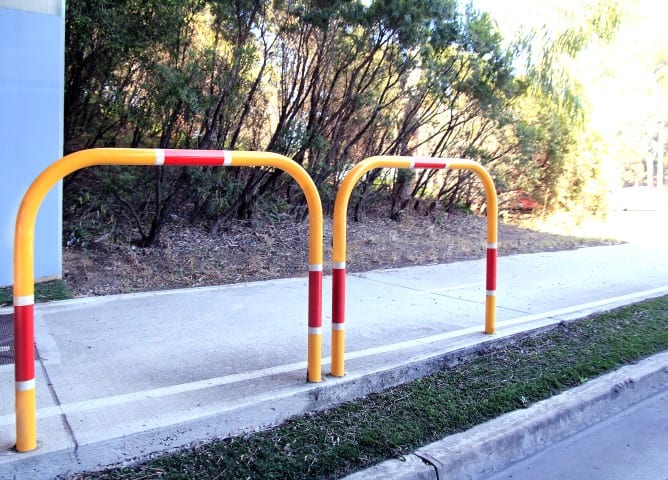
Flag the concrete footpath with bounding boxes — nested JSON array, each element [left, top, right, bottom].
[[0, 242, 667, 479]]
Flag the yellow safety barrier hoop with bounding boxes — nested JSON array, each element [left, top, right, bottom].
[[331, 156, 498, 377], [13, 148, 323, 452]]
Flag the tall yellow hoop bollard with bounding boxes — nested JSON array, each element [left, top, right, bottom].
[[331, 156, 498, 377], [13, 148, 323, 452]]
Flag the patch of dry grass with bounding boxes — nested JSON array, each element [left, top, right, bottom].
[[63, 211, 617, 297]]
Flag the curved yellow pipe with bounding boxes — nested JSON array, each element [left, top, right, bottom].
[[333, 157, 412, 265], [14, 149, 157, 298], [228, 151, 323, 267], [330, 155, 498, 377], [13, 148, 324, 452]]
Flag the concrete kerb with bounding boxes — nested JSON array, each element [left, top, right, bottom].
[[343, 350, 668, 480]]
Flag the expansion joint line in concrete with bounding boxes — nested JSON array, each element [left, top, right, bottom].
[[414, 450, 445, 480], [349, 274, 490, 305], [35, 344, 79, 453]]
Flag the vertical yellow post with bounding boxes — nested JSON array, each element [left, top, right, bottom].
[[448, 160, 498, 334], [13, 149, 157, 452], [331, 157, 413, 376], [226, 151, 324, 382]]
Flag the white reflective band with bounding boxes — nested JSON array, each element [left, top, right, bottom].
[[486, 290, 496, 296], [408, 160, 416, 168], [487, 243, 497, 249], [155, 149, 165, 165], [332, 262, 346, 269], [14, 295, 34, 307], [222, 150, 232, 166], [309, 264, 323, 272], [332, 323, 345, 330], [16, 379, 35, 392], [308, 327, 322, 335]]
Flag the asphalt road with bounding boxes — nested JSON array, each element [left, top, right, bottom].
[[485, 389, 668, 480]]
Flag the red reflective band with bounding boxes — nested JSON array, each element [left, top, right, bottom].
[[163, 149, 229, 166], [486, 247, 497, 291], [332, 268, 346, 325], [14, 304, 35, 382], [413, 159, 447, 169], [308, 270, 322, 328]]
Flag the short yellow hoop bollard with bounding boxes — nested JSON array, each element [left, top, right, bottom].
[[330, 156, 498, 377], [13, 148, 323, 452]]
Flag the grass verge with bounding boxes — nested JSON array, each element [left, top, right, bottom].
[[0, 279, 72, 307], [73, 296, 668, 480]]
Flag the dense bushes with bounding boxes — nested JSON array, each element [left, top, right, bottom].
[[63, 0, 620, 246]]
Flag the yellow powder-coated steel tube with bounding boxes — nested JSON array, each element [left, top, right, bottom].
[[448, 159, 498, 244], [331, 156, 498, 377], [14, 148, 324, 453], [228, 151, 323, 269], [485, 294, 497, 333], [331, 328, 345, 375], [15, 389, 36, 452], [14, 149, 157, 297], [332, 157, 412, 265], [447, 159, 498, 334]]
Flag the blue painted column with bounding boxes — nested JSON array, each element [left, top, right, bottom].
[[0, 1, 65, 286]]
